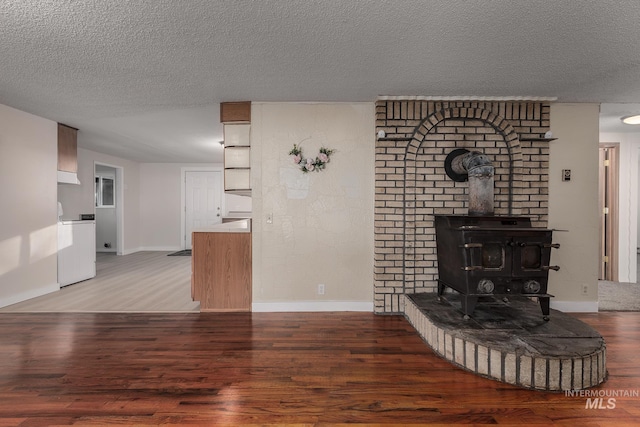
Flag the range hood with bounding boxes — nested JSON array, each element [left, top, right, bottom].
[[57, 170, 81, 185]]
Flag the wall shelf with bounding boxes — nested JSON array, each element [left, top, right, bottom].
[[519, 137, 557, 142], [223, 123, 251, 195]]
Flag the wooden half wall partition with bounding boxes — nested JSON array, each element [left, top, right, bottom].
[[191, 230, 252, 311]]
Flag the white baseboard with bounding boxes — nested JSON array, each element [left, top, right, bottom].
[[550, 300, 599, 313], [138, 246, 183, 252], [97, 249, 117, 253], [120, 247, 184, 255], [0, 282, 60, 309], [120, 247, 141, 255], [252, 301, 374, 312]]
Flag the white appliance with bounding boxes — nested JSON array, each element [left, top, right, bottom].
[[58, 220, 96, 287]]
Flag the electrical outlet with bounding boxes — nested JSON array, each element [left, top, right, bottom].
[[582, 284, 589, 295], [317, 284, 325, 295], [266, 213, 273, 224]]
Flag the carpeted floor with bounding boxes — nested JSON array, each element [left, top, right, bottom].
[[598, 280, 640, 311], [598, 254, 640, 311]]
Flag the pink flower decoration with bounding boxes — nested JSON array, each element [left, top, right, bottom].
[[292, 154, 302, 164], [318, 153, 328, 163]]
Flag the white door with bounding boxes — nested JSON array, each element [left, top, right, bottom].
[[185, 171, 222, 249]]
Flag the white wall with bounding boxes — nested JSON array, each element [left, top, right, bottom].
[[63, 158, 247, 253], [599, 131, 640, 283], [139, 163, 186, 251], [251, 103, 375, 311], [139, 163, 251, 250], [548, 103, 600, 312], [58, 147, 141, 254], [0, 104, 59, 307]]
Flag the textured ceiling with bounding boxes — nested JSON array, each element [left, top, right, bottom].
[[1, 0, 640, 162]]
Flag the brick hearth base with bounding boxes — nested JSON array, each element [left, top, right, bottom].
[[404, 293, 606, 391]]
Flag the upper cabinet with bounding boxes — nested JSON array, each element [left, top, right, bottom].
[[58, 124, 77, 173], [221, 102, 251, 197], [220, 101, 251, 123], [57, 124, 81, 184]]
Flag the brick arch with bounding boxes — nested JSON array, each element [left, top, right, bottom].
[[401, 107, 524, 301], [405, 106, 524, 214], [407, 107, 523, 171]]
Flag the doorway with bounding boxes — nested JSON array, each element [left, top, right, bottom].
[[598, 144, 619, 281], [182, 169, 223, 249], [94, 163, 124, 255]]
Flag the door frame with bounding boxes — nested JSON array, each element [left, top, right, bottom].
[[598, 143, 619, 281], [180, 166, 225, 250], [94, 162, 124, 255]]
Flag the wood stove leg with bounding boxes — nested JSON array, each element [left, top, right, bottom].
[[460, 295, 478, 319], [437, 281, 446, 296], [540, 297, 551, 321]]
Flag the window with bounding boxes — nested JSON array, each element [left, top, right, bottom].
[[95, 175, 115, 208]]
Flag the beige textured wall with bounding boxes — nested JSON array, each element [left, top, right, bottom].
[[251, 103, 374, 310], [548, 103, 600, 311], [0, 104, 58, 307]]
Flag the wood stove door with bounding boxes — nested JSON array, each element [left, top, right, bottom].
[[511, 235, 552, 276], [465, 233, 512, 273]]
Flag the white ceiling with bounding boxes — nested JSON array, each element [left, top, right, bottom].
[[2, 1, 640, 163]]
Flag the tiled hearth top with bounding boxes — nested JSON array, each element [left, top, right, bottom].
[[404, 293, 606, 391]]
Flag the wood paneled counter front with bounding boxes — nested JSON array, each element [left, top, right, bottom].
[[191, 219, 251, 311]]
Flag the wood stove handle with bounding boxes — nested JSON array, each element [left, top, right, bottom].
[[544, 243, 561, 249], [542, 265, 560, 271]]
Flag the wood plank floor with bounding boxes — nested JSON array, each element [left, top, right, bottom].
[[0, 311, 639, 426], [0, 252, 199, 312]]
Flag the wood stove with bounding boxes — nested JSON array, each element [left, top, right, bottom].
[[434, 215, 559, 320]]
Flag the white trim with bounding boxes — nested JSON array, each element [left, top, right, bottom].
[[136, 246, 183, 252], [96, 249, 117, 253], [120, 247, 185, 255], [120, 247, 142, 256], [376, 95, 558, 102], [252, 301, 374, 312], [94, 162, 124, 255], [0, 282, 59, 308], [550, 300, 599, 313]]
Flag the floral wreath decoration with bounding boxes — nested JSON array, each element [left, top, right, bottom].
[[289, 144, 335, 173]]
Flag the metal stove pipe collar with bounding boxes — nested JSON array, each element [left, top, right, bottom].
[[465, 151, 495, 216], [462, 151, 494, 177]]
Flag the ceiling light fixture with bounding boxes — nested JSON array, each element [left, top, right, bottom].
[[621, 115, 640, 125]]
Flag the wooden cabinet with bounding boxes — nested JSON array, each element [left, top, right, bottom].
[[58, 124, 78, 173], [191, 228, 252, 312], [220, 101, 251, 123]]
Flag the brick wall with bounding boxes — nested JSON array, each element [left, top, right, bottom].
[[374, 99, 552, 314]]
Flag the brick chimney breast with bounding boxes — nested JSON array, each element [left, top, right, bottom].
[[374, 99, 551, 314]]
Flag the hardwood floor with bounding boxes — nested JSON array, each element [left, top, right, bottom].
[[0, 252, 199, 312], [0, 311, 639, 425]]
